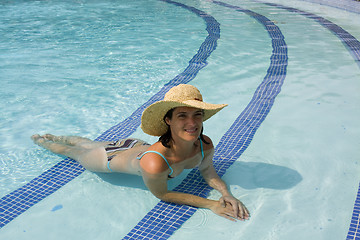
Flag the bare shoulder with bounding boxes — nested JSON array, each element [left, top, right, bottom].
[[139, 143, 169, 175], [201, 134, 214, 151]]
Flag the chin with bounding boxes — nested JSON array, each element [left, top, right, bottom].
[[184, 131, 200, 140]]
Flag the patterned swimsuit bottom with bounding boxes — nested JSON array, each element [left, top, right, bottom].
[[105, 138, 150, 172]]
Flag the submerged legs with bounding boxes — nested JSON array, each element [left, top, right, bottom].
[[40, 134, 94, 146], [31, 134, 89, 160], [31, 134, 109, 172]]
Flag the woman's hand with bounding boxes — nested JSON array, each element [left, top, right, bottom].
[[219, 196, 250, 221], [209, 200, 241, 221]]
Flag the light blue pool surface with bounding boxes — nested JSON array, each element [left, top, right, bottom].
[[0, 0, 359, 239]]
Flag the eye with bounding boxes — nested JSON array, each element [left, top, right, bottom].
[[177, 113, 187, 119], [195, 111, 204, 117]]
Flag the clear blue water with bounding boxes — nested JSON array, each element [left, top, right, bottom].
[[0, 0, 207, 194], [1, 0, 360, 239]]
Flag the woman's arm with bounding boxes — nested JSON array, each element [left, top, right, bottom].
[[140, 156, 239, 221], [199, 149, 250, 220]]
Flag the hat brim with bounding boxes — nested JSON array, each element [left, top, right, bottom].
[[140, 99, 227, 136]]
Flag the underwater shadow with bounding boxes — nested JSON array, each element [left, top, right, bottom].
[[96, 161, 302, 191], [225, 161, 303, 190], [96, 172, 148, 190]]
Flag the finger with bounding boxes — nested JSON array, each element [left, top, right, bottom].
[[219, 197, 226, 208], [235, 202, 246, 220], [224, 199, 239, 219], [221, 213, 237, 222], [239, 204, 250, 220], [224, 205, 238, 219], [231, 201, 239, 219], [244, 206, 250, 219], [236, 206, 244, 220]]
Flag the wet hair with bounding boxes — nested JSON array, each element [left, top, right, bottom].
[[159, 108, 210, 148]]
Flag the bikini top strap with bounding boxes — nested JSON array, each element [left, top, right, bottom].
[[199, 137, 204, 161], [137, 138, 204, 176], [137, 151, 174, 176]]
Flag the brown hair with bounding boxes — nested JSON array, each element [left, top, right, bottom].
[[159, 108, 209, 148]]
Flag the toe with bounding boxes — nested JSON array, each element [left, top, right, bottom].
[[31, 134, 40, 141]]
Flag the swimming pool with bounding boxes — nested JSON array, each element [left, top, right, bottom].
[[1, 0, 359, 239]]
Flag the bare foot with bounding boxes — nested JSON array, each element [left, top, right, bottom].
[[31, 134, 46, 145], [43, 133, 57, 141]]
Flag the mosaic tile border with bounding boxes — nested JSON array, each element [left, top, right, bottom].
[[347, 183, 360, 239], [298, 0, 360, 14], [260, 1, 360, 68], [1, 0, 357, 239], [254, 1, 360, 239], [123, 1, 288, 239], [125, 0, 360, 238], [0, 0, 220, 229]]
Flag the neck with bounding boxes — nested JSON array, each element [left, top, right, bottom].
[[170, 135, 198, 160]]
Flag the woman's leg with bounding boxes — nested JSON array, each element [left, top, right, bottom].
[[42, 134, 93, 146], [42, 134, 111, 149], [31, 134, 89, 160], [31, 134, 108, 172]]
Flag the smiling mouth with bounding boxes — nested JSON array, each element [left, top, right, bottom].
[[185, 128, 198, 133]]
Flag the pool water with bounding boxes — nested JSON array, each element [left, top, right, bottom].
[[0, 0, 206, 194], [1, 0, 360, 239]]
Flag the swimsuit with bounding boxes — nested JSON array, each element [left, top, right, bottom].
[[105, 138, 150, 172], [136, 151, 175, 178], [106, 138, 205, 176], [136, 138, 205, 179]]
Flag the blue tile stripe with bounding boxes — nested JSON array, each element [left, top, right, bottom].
[[252, 1, 360, 239], [95, 0, 220, 142], [123, 2, 288, 239], [0, 0, 220, 229], [0, 157, 85, 229], [347, 183, 360, 240], [298, 0, 360, 15], [259, 1, 360, 69]]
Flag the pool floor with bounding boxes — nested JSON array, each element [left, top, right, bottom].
[[0, 0, 360, 239]]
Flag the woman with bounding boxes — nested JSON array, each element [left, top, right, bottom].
[[32, 84, 250, 221]]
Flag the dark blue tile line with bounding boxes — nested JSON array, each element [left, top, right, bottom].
[[260, 1, 360, 69], [347, 183, 360, 240], [95, 0, 220, 143], [123, 1, 287, 239], [251, 1, 360, 239], [298, 0, 360, 15], [0, 0, 220, 229], [0, 159, 85, 229]]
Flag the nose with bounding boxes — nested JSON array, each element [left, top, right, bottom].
[[187, 115, 201, 126], [186, 116, 196, 125]]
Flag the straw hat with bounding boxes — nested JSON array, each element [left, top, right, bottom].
[[140, 84, 228, 136]]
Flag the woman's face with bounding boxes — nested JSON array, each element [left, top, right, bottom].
[[165, 107, 204, 142]]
